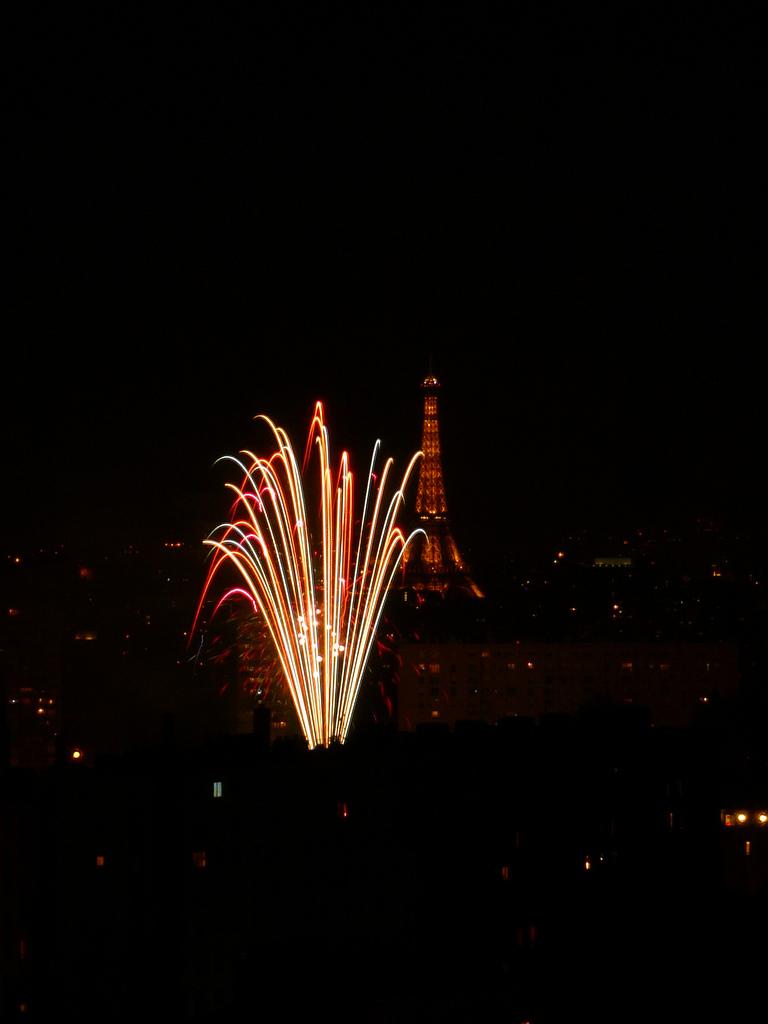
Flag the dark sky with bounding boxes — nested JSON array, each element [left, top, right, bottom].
[[4, 2, 764, 553]]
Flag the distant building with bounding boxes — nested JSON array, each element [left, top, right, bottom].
[[719, 806, 768, 892], [229, 607, 301, 742], [402, 374, 483, 598], [397, 641, 739, 729]]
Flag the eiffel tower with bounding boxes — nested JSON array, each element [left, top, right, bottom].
[[402, 374, 484, 598]]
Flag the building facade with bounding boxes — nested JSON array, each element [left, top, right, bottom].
[[397, 641, 739, 730]]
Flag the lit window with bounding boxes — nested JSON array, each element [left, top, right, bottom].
[[501, 865, 510, 881], [481, 651, 490, 659], [192, 851, 207, 869], [213, 781, 222, 798], [507, 662, 516, 671], [621, 662, 633, 671], [96, 855, 105, 868], [746, 840, 752, 856], [660, 663, 670, 672], [429, 664, 440, 674], [431, 710, 440, 718], [526, 662, 534, 670]]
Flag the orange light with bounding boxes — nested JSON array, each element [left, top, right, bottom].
[[96, 855, 105, 867], [737, 812, 748, 823], [193, 404, 423, 749], [71, 749, 82, 761], [758, 813, 768, 824]]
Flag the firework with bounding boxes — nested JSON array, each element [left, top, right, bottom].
[[193, 403, 422, 748]]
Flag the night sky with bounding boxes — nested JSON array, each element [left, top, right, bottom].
[[5, 2, 764, 555]]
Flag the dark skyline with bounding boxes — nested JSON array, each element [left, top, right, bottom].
[[4, 342, 765, 556], [4, 9, 768, 1023], [5, 2, 764, 554]]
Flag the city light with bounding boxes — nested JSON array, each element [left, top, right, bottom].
[[194, 402, 422, 749]]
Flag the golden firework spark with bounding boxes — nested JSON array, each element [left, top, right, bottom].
[[194, 403, 422, 748]]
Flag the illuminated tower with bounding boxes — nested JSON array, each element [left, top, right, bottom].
[[403, 375, 483, 598]]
